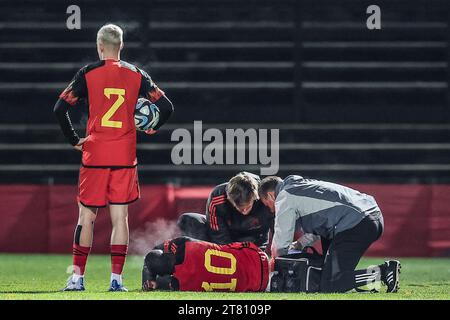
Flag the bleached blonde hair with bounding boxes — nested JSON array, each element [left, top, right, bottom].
[[97, 24, 123, 47]]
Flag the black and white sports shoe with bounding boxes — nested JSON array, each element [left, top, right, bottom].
[[383, 260, 401, 293]]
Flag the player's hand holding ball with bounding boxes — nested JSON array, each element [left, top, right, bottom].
[[144, 129, 157, 135]]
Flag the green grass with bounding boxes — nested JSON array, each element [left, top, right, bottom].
[[0, 254, 448, 300]]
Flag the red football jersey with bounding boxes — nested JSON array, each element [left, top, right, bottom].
[[59, 59, 164, 167], [173, 241, 269, 292]]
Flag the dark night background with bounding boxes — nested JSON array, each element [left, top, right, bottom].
[[0, 0, 449, 185]]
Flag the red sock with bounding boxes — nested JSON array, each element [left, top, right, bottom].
[[111, 245, 128, 275], [72, 244, 91, 275]]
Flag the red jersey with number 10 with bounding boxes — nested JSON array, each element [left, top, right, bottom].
[[59, 59, 164, 167], [172, 241, 269, 292]]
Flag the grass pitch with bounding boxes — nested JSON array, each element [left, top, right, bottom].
[[0, 254, 448, 300]]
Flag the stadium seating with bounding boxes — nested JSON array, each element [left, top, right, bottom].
[[0, 0, 449, 184]]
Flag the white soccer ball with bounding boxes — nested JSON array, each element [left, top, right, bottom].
[[135, 98, 160, 131]]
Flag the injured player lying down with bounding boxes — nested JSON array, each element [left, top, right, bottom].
[[142, 237, 270, 292]]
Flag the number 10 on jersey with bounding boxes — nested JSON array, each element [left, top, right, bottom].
[[201, 249, 238, 292]]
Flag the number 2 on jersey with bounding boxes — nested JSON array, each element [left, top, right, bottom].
[[102, 88, 125, 128]]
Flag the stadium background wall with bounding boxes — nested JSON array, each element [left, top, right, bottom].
[[0, 184, 449, 257], [1, 0, 450, 259]]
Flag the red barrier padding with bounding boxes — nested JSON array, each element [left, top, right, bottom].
[[428, 185, 450, 256], [0, 184, 449, 256], [347, 184, 433, 257], [0, 185, 49, 252]]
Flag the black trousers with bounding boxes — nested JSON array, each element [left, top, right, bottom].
[[320, 214, 384, 293], [177, 212, 210, 241]]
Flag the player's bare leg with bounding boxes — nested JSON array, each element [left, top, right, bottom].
[[63, 203, 97, 291], [76, 203, 98, 247], [108, 204, 129, 291]]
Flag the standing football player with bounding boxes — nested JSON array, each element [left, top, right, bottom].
[[141, 237, 270, 292], [54, 24, 174, 291]]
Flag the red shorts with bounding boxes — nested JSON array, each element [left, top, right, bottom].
[[77, 166, 140, 207]]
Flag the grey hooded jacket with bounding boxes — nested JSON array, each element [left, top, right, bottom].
[[271, 175, 382, 257]]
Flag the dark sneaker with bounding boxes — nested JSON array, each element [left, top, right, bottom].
[[383, 260, 401, 293]]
